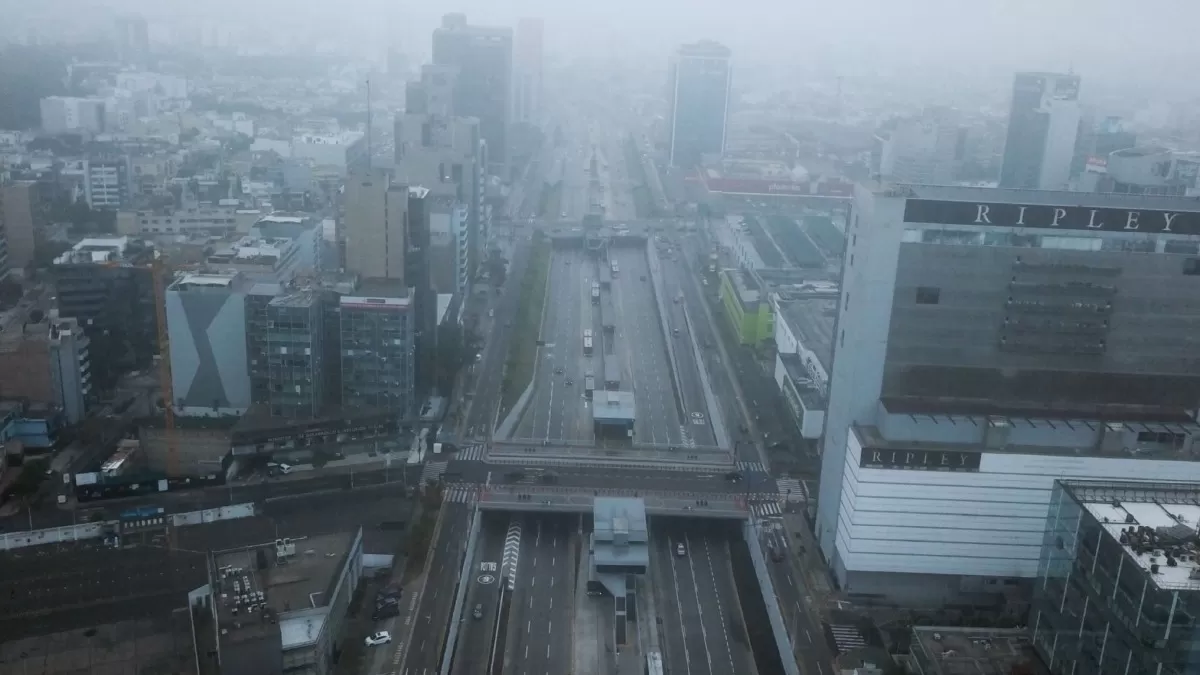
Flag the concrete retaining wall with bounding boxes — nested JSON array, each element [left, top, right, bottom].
[[743, 519, 801, 675], [440, 506, 483, 675]]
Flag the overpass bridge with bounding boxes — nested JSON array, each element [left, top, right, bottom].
[[486, 440, 735, 472]]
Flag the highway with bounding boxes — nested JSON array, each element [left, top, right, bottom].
[[752, 519, 835, 675], [502, 514, 577, 675], [656, 241, 718, 448], [514, 246, 596, 442], [470, 462, 773, 498], [650, 518, 755, 675], [609, 245, 683, 446], [449, 512, 508, 675], [461, 236, 531, 441], [388, 503, 472, 675]]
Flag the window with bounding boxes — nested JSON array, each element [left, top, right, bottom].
[[1184, 259, 1200, 276], [916, 287, 941, 305]]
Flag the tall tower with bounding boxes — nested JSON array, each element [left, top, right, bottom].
[[998, 72, 1082, 190], [666, 41, 732, 170], [514, 18, 544, 126], [432, 13, 513, 174]]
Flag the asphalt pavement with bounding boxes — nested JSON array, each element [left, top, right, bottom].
[[398, 504, 472, 675], [650, 518, 753, 675], [503, 514, 576, 675], [658, 247, 718, 447], [462, 238, 530, 440], [449, 512, 507, 675], [446, 461, 774, 499], [754, 519, 835, 675]]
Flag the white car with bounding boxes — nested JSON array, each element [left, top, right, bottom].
[[365, 631, 392, 646], [676, 543, 686, 557]]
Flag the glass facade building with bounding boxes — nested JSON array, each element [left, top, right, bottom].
[[263, 291, 324, 418], [1033, 480, 1200, 675], [339, 293, 414, 415], [666, 40, 731, 169]]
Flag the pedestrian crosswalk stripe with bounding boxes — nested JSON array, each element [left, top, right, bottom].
[[420, 461, 447, 486], [829, 625, 868, 652], [444, 486, 478, 503], [752, 502, 782, 518], [777, 478, 805, 502], [737, 460, 767, 473], [456, 444, 487, 461]]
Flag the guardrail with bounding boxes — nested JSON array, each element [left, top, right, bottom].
[[744, 518, 801, 675], [487, 443, 734, 471], [682, 302, 730, 448], [0, 502, 257, 551], [645, 240, 688, 425], [477, 486, 748, 519]]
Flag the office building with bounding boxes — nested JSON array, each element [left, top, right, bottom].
[[873, 108, 963, 185], [0, 182, 36, 273], [204, 215, 322, 283], [666, 40, 732, 169], [514, 18, 544, 126], [61, 157, 133, 210], [0, 309, 91, 425], [428, 196, 470, 296], [339, 281, 414, 415], [199, 531, 363, 675], [772, 288, 838, 439], [405, 187, 437, 397], [395, 67, 486, 281], [999, 72, 1081, 190], [817, 184, 1200, 606], [118, 205, 262, 236], [1103, 148, 1200, 197], [1034, 479, 1200, 675], [48, 314, 91, 425], [717, 267, 774, 346], [39, 96, 107, 134], [343, 167, 407, 282], [165, 273, 251, 417], [432, 13, 512, 172], [262, 289, 324, 419], [53, 237, 155, 390], [114, 16, 149, 64]]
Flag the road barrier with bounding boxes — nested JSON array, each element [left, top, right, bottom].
[[743, 518, 801, 675], [440, 506, 483, 675]]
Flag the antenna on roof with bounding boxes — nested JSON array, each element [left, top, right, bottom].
[[366, 77, 372, 171]]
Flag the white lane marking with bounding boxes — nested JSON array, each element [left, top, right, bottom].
[[683, 532, 715, 674], [527, 620, 531, 633], [546, 644, 551, 658], [703, 537, 738, 674], [664, 534, 694, 675]]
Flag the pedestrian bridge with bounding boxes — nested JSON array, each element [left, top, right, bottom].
[[473, 485, 748, 520]]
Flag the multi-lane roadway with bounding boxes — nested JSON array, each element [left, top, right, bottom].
[[502, 514, 576, 675], [449, 513, 507, 675], [651, 518, 755, 675]]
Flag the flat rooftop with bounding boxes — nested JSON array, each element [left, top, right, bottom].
[[593, 497, 649, 568], [778, 297, 836, 373], [212, 532, 353, 646], [593, 390, 636, 423], [779, 353, 824, 410], [723, 267, 762, 306], [1069, 480, 1200, 591], [912, 626, 1047, 675]]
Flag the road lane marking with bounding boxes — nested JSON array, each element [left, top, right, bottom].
[[528, 620, 531, 633], [683, 532, 715, 674]]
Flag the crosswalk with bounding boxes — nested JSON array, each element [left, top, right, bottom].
[[737, 460, 767, 473], [751, 501, 783, 518], [828, 624, 868, 653], [456, 444, 487, 461], [420, 461, 447, 486], [444, 485, 478, 504], [777, 478, 806, 502]]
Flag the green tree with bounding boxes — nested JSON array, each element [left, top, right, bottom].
[[435, 324, 481, 395]]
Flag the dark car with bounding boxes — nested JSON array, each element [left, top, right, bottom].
[[372, 602, 400, 621], [725, 471, 743, 483]]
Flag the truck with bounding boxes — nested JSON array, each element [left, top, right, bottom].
[[584, 374, 596, 398], [603, 359, 621, 390], [583, 336, 593, 355], [591, 284, 600, 304]]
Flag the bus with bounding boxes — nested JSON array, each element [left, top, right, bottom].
[[584, 375, 596, 398], [583, 336, 593, 355], [611, 260, 619, 276]]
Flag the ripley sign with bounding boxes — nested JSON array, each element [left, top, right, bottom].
[[903, 199, 1200, 236], [859, 447, 982, 472]]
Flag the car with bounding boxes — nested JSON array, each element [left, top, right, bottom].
[[365, 631, 392, 646], [473, 603, 484, 619], [725, 471, 743, 483], [640, 275, 647, 281], [676, 543, 686, 557], [372, 603, 400, 621], [565, 378, 574, 386], [555, 366, 565, 374]]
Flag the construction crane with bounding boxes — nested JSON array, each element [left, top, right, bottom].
[[151, 254, 179, 477]]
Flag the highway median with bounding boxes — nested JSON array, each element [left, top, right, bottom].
[[499, 231, 551, 423]]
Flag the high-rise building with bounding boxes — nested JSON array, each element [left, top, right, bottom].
[[339, 282, 414, 414], [114, 15, 149, 65], [432, 13, 512, 173], [999, 72, 1082, 190], [665, 40, 732, 169], [405, 187, 437, 397], [1034, 479, 1200, 675], [343, 167, 407, 282], [873, 108, 963, 185], [513, 18, 544, 126], [165, 273, 252, 417], [39, 97, 107, 134], [0, 182, 39, 273], [262, 289, 324, 419], [395, 66, 486, 280], [817, 184, 1200, 606]]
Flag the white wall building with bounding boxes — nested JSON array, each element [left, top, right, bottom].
[[818, 183, 1200, 606], [874, 109, 962, 185], [40, 96, 107, 134]]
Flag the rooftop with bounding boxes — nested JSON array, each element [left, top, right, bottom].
[[778, 297, 836, 373], [268, 289, 318, 309], [902, 184, 1200, 215], [1067, 480, 1200, 591], [53, 236, 145, 265], [212, 532, 354, 647], [340, 278, 411, 310], [169, 271, 251, 292], [723, 267, 762, 306], [592, 390, 636, 423], [779, 353, 825, 409], [593, 497, 650, 569], [911, 626, 1046, 675]]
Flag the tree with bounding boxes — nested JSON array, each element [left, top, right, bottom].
[[487, 248, 507, 287], [435, 324, 481, 394]]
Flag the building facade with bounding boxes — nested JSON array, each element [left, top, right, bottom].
[[873, 108, 963, 185], [718, 267, 774, 346], [262, 290, 324, 418], [817, 184, 1200, 605], [39, 96, 107, 134], [0, 182, 39, 273], [339, 287, 414, 416], [513, 18, 544, 126], [48, 313, 91, 425], [432, 13, 512, 172], [166, 273, 251, 417], [666, 40, 732, 169], [1034, 480, 1200, 675], [343, 167, 407, 282], [999, 72, 1081, 190]]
